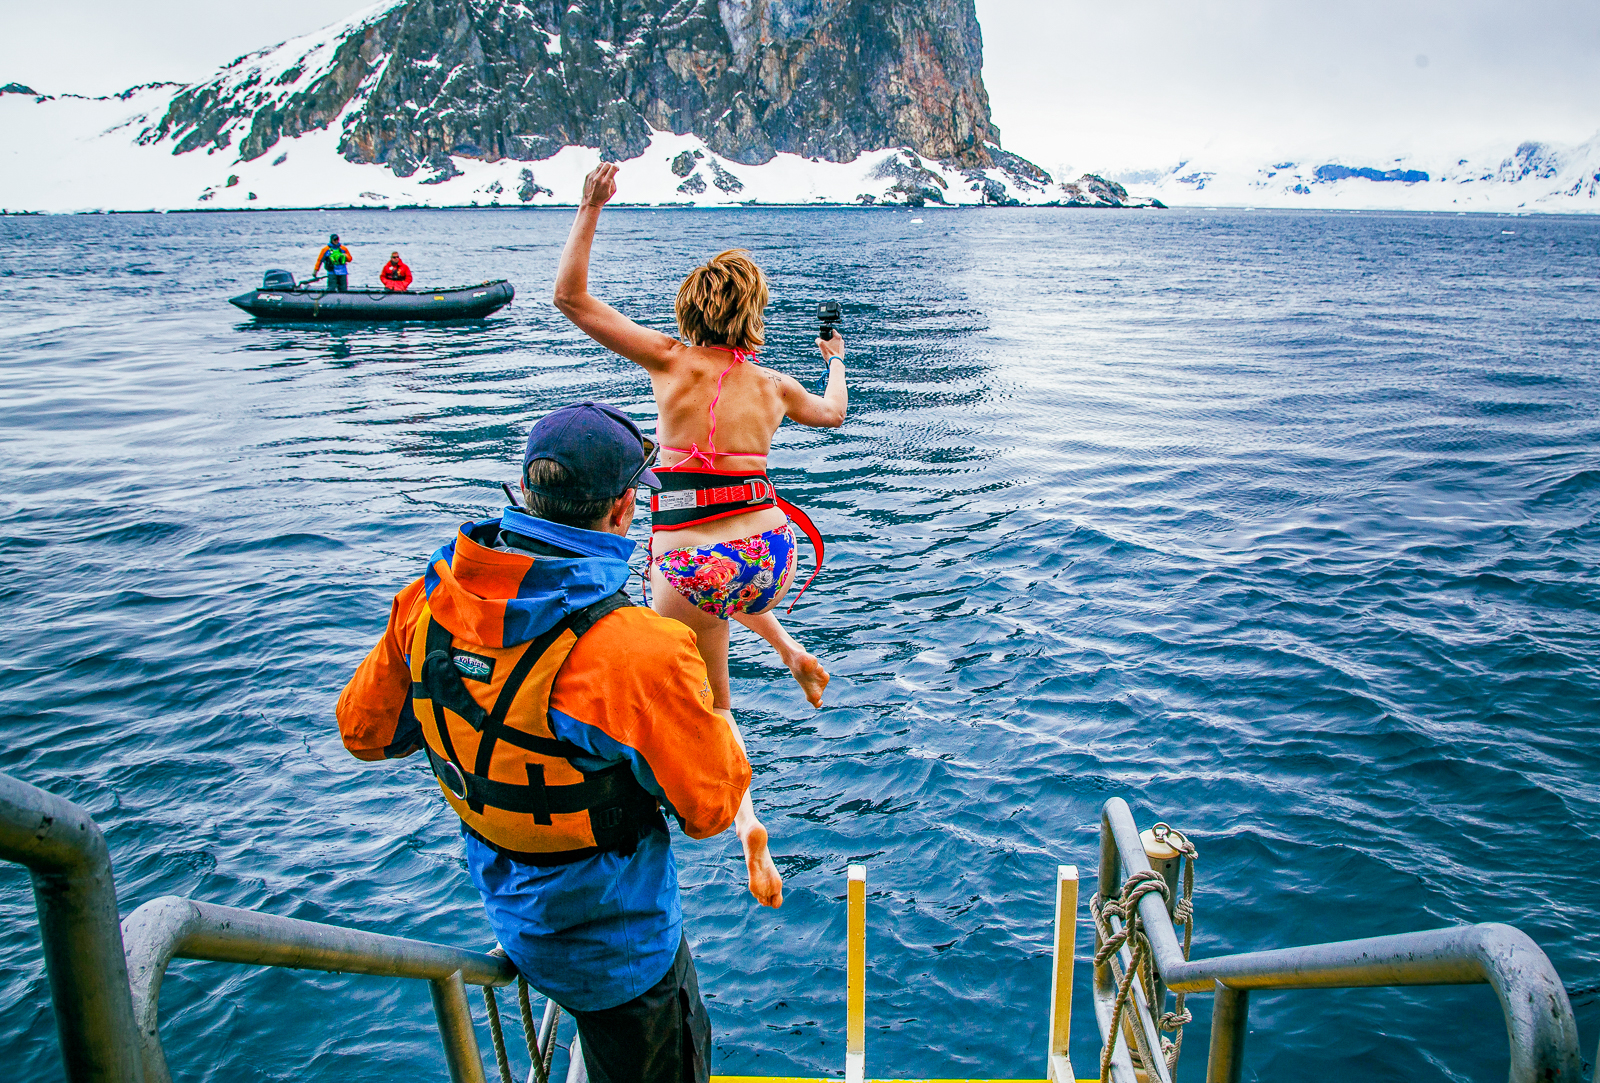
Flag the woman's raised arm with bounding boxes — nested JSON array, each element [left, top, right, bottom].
[[553, 163, 682, 373], [780, 334, 848, 428]]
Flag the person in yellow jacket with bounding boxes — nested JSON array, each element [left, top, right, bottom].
[[337, 401, 752, 1083], [313, 233, 353, 292]]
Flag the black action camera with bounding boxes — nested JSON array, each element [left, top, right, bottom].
[[817, 300, 842, 341]]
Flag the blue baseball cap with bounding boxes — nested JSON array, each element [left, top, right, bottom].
[[523, 402, 660, 499]]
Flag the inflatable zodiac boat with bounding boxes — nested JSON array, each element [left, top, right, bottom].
[[229, 269, 514, 321]]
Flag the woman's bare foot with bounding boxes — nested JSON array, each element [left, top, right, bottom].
[[740, 821, 784, 908], [731, 610, 829, 709], [787, 652, 829, 709]]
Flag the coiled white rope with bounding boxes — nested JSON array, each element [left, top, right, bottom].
[[1091, 823, 1198, 1083]]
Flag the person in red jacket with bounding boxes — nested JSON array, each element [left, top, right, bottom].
[[379, 251, 413, 291]]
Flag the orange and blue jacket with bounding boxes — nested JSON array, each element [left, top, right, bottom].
[[313, 244, 352, 275], [336, 508, 748, 1010]]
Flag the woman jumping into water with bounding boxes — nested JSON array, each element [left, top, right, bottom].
[[554, 162, 848, 908]]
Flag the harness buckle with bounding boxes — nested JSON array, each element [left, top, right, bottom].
[[437, 759, 470, 802], [597, 807, 625, 829]]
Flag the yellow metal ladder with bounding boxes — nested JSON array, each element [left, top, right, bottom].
[[710, 863, 1090, 1083]]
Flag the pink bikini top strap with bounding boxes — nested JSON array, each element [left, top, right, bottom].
[[661, 344, 758, 469], [704, 351, 745, 457]]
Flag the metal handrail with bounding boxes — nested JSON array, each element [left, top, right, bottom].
[[1097, 797, 1584, 1083], [121, 895, 518, 1083], [0, 771, 521, 1083], [0, 772, 144, 1083]]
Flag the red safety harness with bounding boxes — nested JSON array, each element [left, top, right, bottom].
[[651, 468, 825, 610], [651, 346, 826, 610]]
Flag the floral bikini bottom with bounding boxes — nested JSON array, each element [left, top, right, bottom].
[[654, 522, 799, 619]]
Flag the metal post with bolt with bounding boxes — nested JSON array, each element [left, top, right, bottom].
[[1139, 824, 1183, 1017], [0, 772, 144, 1083], [1205, 982, 1248, 1083]]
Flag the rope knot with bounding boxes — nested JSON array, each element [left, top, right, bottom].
[[1095, 832, 1199, 1083]]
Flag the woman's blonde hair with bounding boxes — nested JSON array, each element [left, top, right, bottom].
[[676, 249, 767, 349]]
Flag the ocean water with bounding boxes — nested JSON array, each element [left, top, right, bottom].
[[1, 206, 1597, 1083]]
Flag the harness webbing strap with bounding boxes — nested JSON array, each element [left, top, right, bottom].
[[525, 763, 551, 825], [423, 618, 474, 801], [568, 590, 631, 637], [410, 675, 589, 759], [651, 469, 775, 529], [423, 748, 643, 820], [776, 496, 825, 612], [647, 467, 827, 608], [652, 480, 772, 515], [469, 619, 573, 801], [417, 589, 637, 820], [420, 653, 489, 730]]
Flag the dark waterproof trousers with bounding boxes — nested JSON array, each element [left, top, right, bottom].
[[329, 273, 349, 292], [567, 936, 710, 1083]]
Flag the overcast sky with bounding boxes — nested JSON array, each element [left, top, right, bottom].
[[6, 0, 1598, 173]]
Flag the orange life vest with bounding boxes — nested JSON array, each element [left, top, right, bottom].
[[409, 590, 660, 864]]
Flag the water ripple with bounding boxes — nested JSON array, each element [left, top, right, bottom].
[[1, 208, 1598, 1081]]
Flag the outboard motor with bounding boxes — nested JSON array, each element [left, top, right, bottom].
[[261, 269, 296, 291]]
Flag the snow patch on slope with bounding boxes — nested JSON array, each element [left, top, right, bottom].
[[0, 90, 1157, 212]]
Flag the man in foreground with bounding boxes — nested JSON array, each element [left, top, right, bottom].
[[313, 233, 352, 291], [336, 401, 751, 1082]]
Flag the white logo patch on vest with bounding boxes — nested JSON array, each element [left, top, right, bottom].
[[453, 652, 495, 682]]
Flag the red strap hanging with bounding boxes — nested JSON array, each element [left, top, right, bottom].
[[775, 497, 825, 612]]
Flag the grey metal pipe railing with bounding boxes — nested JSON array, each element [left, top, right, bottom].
[[1090, 946, 1145, 1083], [1205, 982, 1248, 1083], [0, 772, 144, 1083], [1097, 797, 1584, 1083], [121, 894, 517, 1083]]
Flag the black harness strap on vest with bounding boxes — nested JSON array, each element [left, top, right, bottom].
[[420, 647, 488, 730], [464, 590, 633, 797], [424, 748, 646, 821], [466, 619, 572, 809], [567, 589, 632, 636], [409, 683, 587, 760], [421, 619, 475, 804], [418, 589, 654, 855]]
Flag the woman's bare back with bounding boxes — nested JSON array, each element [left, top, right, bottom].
[[654, 346, 787, 460], [649, 346, 796, 544]]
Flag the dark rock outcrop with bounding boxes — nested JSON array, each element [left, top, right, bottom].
[[517, 168, 552, 201], [1058, 174, 1132, 207], [142, 0, 1002, 177], [871, 149, 950, 205], [1313, 164, 1429, 184]]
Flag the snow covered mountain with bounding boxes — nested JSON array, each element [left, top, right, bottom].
[[1124, 136, 1600, 214], [0, 0, 1158, 213]]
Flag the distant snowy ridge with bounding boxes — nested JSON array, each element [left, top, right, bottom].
[[1126, 135, 1600, 213], [0, 0, 1164, 212], [0, 82, 1157, 212]]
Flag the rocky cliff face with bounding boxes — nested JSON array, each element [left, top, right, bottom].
[[142, 0, 1001, 180]]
